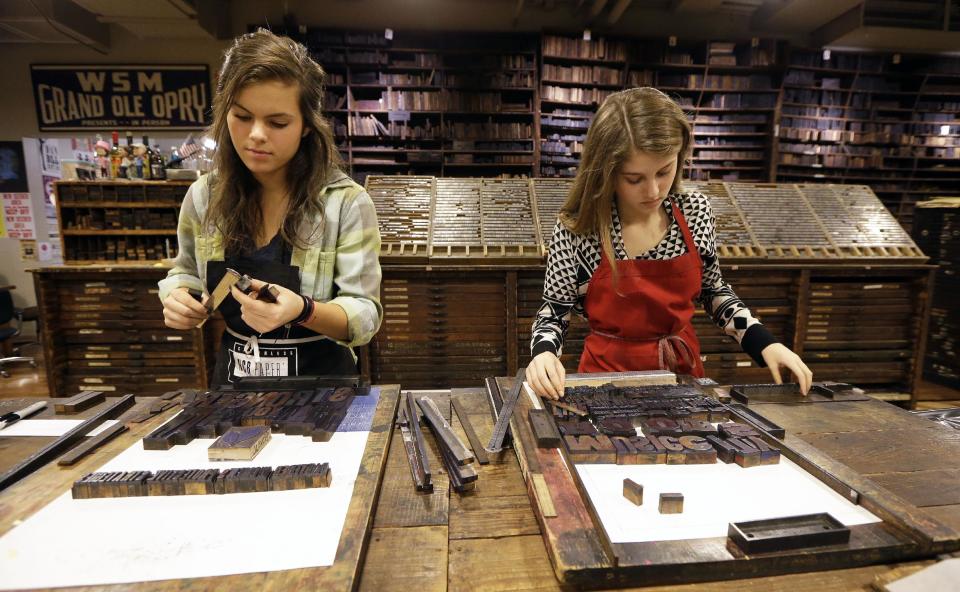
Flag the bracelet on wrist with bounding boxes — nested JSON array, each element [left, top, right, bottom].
[[293, 294, 315, 326]]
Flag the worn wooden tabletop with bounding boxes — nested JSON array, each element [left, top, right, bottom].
[[1, 389, 956, 591]]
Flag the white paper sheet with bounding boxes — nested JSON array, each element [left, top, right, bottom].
[[0, 389, 381, 590], [0, 419, 120, 438], [576, 456, 880, 543]]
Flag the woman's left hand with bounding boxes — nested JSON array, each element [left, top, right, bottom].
[[231, 278, 305, 334], [760, 343, 813, 394]]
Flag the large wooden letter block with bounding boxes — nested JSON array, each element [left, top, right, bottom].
[[679, 435, 718, 464], [642, 417, 681, 436], [563, 434, 617, 463], [207, 425, 271, 461], [705, 435, 739, 463], [719, 421, 761, 439], [597, 416, 636, 437]]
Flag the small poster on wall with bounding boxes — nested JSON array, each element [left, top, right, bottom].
[[2, 193, 37, 240]]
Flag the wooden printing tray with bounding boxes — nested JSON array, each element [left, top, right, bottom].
[[728, 513, 850, 554], [498, 371, 960, 589], [0, 385, 401, 591]]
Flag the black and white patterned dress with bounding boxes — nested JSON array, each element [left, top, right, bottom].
[[531, 191, 778, 364]]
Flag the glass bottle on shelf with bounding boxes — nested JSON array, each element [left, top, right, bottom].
[[109, 131, 122, 179], [150, 144, 166, 180], [122, 131, 135, 179], [140, 134, 153, 180]]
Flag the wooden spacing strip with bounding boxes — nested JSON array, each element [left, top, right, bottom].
[[398, 398, 432, 492], [417, 396, 474, 466], [0, 394, 136, 492], [58, 422, 129, 466], [486, 368, 527, 454], [451, 396, 490, 465], [484, 376, 512, 446], [404, 392, 432, 489]]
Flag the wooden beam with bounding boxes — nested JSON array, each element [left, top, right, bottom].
[[607, 0, 633, 24], [750, 0, 794, 26], [810, 5, 862, 48], [194, 0, 232, 39], [590, 0, 609, 18], [12, 0, 111, 53], [514, 0, 525, 20]]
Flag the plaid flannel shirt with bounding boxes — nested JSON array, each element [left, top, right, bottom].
[[158, 171, 383, 349]]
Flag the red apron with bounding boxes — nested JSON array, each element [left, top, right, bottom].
[[578, 200, 705, 377]]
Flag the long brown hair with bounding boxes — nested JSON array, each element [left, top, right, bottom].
[[206, 28, 343, 255], [559, 87, 691, 276]]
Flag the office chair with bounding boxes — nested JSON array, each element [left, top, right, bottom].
[[0, 289, 36, 378]]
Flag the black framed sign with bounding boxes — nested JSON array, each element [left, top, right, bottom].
[[30, 64, 211, 131]]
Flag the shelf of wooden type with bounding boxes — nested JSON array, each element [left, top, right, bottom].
[[364, 175, 434, 262], [912, 198, 960, 392], [54, 180, 192, 264], [30, 266, 215, 397], [369, 271, 509, 388], [539, 33, 627, 177]]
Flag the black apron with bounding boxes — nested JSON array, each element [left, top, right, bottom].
[[207, 238, 356, 387]]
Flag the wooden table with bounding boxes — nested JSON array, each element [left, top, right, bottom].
[[1, 390, 956, 591]]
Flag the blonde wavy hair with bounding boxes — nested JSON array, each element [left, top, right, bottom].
[[559, 87, 692, 275]]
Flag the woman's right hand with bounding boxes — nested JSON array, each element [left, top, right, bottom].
[[162, 287, 209, 329], [526, 351, 566, 400]]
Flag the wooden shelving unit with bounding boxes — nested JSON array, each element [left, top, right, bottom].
[[539, 34, 781, 182], [301, 29, 537, 183], [54, 180, 192, 264], [775, 49, 960, 230]]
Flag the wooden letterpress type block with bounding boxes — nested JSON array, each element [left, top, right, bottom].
[[528, 408, 562, 448], [208, 425, 271, 461], [72, 473, 95, 499], [679, 435, 718, 464], [629, 436, 665, 464], [596, 416, 636, 438], [623, 478, 644, 506], [659, 493, 684, 514], [318, 463, 332, 487], [563, 434, 617, 463], [677, 419, 717, 437], [55, 391, 106, 414], [219, 469, 239, 494], [311, 409, 347, 442], [255, 467, 271, 492], [705, 435, 738, 463], [719, 422, 760, 439], [684, 407, 710, 421], [557, 420, 598, 437], [657, 435, 687, 464], [746, 436, 781, 465], [641, 417, 681, 436], [611, 436, 638, 464], [727, 437, 762, 468], [708, 409, 730, 422]]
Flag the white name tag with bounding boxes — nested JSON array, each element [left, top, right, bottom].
[[228, 344, 297, 381]]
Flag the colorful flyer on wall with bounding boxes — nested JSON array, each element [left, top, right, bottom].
[[2, 193, 37, 240]]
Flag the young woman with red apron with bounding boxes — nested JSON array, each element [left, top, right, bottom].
[[578, 200, 704, 377]]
